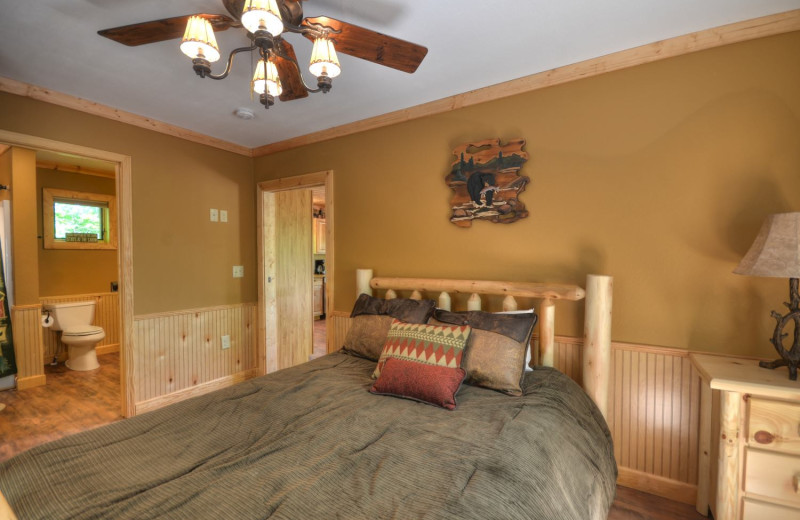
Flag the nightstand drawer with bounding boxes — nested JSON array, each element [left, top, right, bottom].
[[743, 498, 800, 520], [744, 448, 800, 504], [749, 398, 800, 455]]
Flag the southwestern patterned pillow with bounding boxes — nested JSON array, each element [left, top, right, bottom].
[[370, 357, 467, 410], [342, 294, 437, 361], [372, 319, 472, 379]]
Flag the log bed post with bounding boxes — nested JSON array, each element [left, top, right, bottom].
[[438, 292, 451, 311], [538, 298, 555, 367], [356, 269, 373, 297], [502, 295, 518, 311], [582, 274, 613, 420]]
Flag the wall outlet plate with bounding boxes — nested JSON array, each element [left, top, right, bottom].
[[210, 208, 219, 222], [233, 265, 244, 278], [221, 335, 231, 350], [220, 210, 228, 223]]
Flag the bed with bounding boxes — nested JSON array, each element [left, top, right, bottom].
[[0, 272, 617, 520]]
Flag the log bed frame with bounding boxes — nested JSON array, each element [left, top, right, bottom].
[[0, 272, 613, 520], [356, 269, 614, 418]]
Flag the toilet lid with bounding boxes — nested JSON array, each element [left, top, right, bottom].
[[63, 325, 104, 336]]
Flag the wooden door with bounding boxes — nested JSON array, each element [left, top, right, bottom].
[[273, 189, 313, 369]]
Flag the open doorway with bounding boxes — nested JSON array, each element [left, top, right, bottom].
[[257, 171, 334, 374], [311, 185, 326, 360], [0, 130, 134, 420]]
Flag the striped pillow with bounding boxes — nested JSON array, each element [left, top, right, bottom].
[[372, 319, 471, 379]]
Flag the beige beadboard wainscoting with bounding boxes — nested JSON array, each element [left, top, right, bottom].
[[40, 292, 120, 362], [328, 310, 701, 505], [132, 302, 259, 414], [10, 304, 45, 389]]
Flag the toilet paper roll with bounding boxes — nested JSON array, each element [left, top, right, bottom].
[[41, 315, 53, 328]]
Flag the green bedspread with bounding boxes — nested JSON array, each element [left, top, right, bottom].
[[0, 352, 616, 519]]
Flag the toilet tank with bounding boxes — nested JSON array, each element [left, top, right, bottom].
[[43, 301, 96, 331]]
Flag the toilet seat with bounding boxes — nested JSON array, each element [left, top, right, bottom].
[[63, 325, 104, 337]]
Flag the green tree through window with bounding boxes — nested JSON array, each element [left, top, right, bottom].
[[54, 202, 104, 239]]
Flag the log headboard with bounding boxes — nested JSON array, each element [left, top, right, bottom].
[[355, 269, 613, 418]]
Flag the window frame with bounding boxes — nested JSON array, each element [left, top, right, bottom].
[[43, 188, 117, 250]]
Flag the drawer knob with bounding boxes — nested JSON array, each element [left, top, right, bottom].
[[795, 474, 800, 494]]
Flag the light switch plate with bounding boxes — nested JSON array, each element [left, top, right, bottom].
[[210, 208, 219, 222], [220, 210, 228, 223], [233, 265, 244, 278], [221, 335, 231, 350]]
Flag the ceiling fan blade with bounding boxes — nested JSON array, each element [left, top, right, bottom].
[[273, 39, 310, 102], [301, 16, 427, 73], [98, 14, 236, 47]]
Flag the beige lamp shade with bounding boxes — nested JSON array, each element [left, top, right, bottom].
[[309, 38, 341, 78], [241, 0, 283, 36], [734, 212, 800, 278], [180, 16, 221, 62], [252, 59, 282, 97]]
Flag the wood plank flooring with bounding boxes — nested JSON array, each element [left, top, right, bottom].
[[0, 349, 707, 520], [608, 486, 706, 520], [0, 352, 122, 463], [311, 318, 327, 359]]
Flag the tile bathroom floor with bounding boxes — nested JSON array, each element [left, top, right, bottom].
[[0, 352, 122, 462]]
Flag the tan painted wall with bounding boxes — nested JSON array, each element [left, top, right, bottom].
[[0, 95, 257, 315], [36, 168, 118, 296], [254, 32, 800, 358]]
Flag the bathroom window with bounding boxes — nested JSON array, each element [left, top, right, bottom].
[[43, 188, 117, 250]]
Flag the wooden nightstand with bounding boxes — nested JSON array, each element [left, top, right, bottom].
[[691, 353, 800, 520]]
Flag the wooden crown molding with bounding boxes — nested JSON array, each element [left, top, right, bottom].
[[0, 77, 252, 157], [253, 9, 800, 156], [1, 10, 797, 158]]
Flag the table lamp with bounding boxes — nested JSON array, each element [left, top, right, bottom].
[[734, 212, 800, 381]]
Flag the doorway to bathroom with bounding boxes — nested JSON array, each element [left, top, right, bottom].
[[0, 130, 134, 426]]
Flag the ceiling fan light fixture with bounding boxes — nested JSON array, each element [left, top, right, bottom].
[[252, 59, 283, 97], [241, 0, 284, 36], [309, 38, 341, 79], [179, 16, 221, 62]]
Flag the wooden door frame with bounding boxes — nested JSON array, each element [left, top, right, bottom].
[[0, 129, 135, 417], [257, 170, 334, 374]]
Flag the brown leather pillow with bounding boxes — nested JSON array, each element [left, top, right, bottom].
[[432, 309, 537, 396], [342, 294, 437, 361], [342, 315, 395, 361], [350, 293, 436, 323]]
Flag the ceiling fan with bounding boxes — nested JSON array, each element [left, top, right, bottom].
[[97, 0, 427, 108]]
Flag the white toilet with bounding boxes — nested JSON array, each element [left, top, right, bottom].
[[44, 301, 106, 371]]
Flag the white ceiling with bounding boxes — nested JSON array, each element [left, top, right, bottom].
[[1, 0, 798, 149]]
